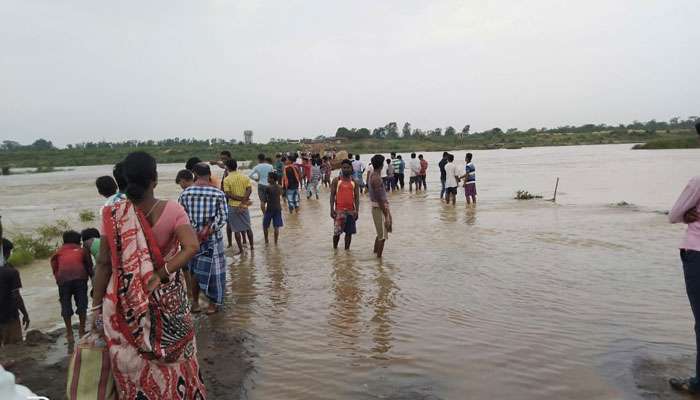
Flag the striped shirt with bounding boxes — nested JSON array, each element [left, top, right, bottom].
[[465, 162, 476, 183], [392, 158, 401, 173], [223, 172, 252, 208], [178, 184, 229, 240]]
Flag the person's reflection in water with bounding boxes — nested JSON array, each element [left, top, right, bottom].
[[370, 261, 397, 357], [229, 252, 258, 327], [465, 206, 477, 226], [328, 253, 362, 351], [264, 247, 289, 318]]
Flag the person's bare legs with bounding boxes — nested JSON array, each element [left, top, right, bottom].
[[246, 229, 254, 250], [333, 235, 341, 249], [226, 225, 232, 248], [191, 276, 201, 313], [63, 316, 74, 343], [264, 227, 270, 244], [274, 228, 279, 244], [344, 234, 352, 250], [234, 232, 244, 254], [376, 239, 386, 258], [78, 312, 86, 338]]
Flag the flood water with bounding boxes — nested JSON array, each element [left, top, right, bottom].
[[1, 144, 698, 399]]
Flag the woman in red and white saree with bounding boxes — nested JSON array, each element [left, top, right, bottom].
[[91, 152, 207, 399]]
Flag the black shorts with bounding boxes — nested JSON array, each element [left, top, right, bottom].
[[446, 186, 458, 196], [58, 279, 89, 318]]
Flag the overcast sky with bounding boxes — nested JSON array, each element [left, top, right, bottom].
[[1, 0, 698, 147]]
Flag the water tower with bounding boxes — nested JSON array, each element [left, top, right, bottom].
[[244, 130, 253, 144]]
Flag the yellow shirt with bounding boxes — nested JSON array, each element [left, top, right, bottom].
[[223, 171, 252, 208]]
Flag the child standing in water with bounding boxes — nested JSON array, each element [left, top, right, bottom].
[[263, 172, 284, 244]]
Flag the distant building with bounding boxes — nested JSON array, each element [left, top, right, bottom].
[[244, 130, 253, 144]]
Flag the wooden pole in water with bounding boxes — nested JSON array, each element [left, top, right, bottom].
[[552, 177, 560, 203]]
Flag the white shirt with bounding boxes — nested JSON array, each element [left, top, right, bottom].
[[445, 162, 458, 187], [409, 158, 421, 177]]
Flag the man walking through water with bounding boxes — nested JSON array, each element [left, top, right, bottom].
[[408, 153, 421, 192], [224, 159, 255, 254], [178, 163, 228, 315], [249, 153, 274, 213], [330, 160, 360, 250], [438, 152, 449, 200], [461, 152, 477, 205], [669, 122, 700, 394], [444, 154, 458, 205], [368, 155, 392, 258]]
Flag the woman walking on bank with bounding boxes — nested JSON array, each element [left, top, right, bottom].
[[91, 152, 207, 399]]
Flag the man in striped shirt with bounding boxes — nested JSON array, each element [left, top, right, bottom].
[[178, 163, 229, 314]]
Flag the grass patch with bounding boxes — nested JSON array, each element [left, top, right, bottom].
[[633, 136, 699, 150], [8, 220, 72, 266], [79, 209, 96, 223]]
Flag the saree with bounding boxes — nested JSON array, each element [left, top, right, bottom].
[[101, 201, 207, 399]]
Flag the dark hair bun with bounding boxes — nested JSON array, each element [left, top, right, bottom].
[[125, 182, 147, 202], [122, 152, 157, 202]]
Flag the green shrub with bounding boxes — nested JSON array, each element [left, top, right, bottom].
[[79, 209, 96, 223], [8, 248, 34, 266], [36, 224, 62, 241], [515, 190, 543, 200]]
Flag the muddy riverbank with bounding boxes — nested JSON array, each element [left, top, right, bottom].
[[1, 316, 252, 400]]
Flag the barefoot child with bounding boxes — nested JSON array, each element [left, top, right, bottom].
[[50, 230, 93, 342], [263, 172, 284, 244]]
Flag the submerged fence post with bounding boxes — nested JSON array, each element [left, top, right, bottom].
[[552, 177, 560, 203]]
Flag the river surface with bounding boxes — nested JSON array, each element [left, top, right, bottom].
[[1, 144, 698, 399]]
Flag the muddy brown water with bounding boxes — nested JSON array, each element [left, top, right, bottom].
[[1, 144, 699, 399]]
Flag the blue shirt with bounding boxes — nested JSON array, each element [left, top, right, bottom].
[[465, 163, 476, 183], [250, 163, 274, 186], [398, 160, 405, 174]]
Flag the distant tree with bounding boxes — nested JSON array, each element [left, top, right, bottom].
[[31, 138, 54, 150], [488, 128, 503, 135], [315, 135, 327, 141], [412, 128, 425, 137], [402, 122, 412, 138], [356, 128, 371, 138], [430, 128, 442, 137], [670, 117, 680, 126], [1, 140, 21, 150], [506, 128, 518, 134], [461, 125, 470, 135], [372, 127, 386, 139], [335, 127, 352, 138], [526, 128, 538, 134], [385, 122, 399, 138], [445, 126, 456, 136]]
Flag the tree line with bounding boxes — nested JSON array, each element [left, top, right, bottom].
[[334, 116, 699, 140], [1, 115, 697, 152]]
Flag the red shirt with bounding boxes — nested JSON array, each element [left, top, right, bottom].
[[335, 178, 356, 211], [419, 159, 428, 175], [50, 244, 93, 285]]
